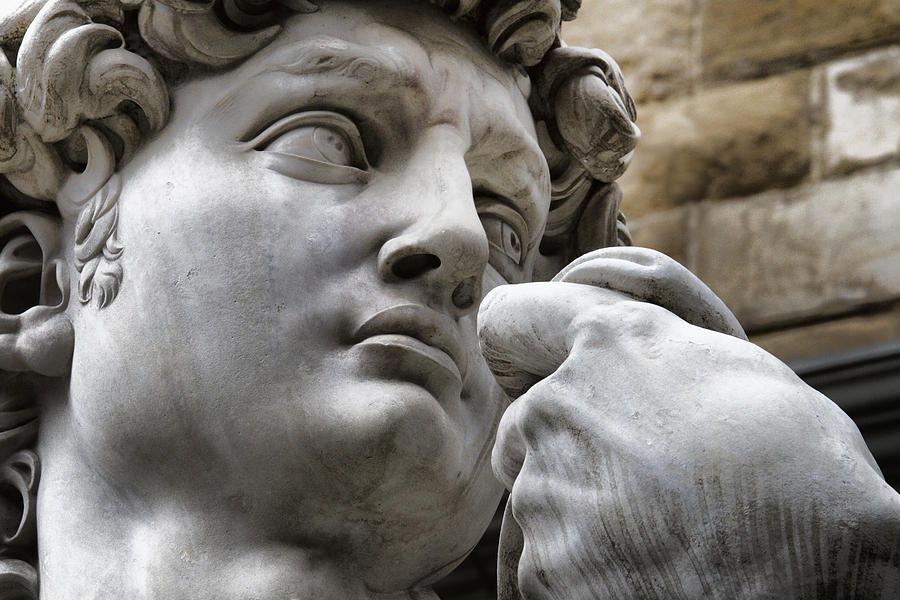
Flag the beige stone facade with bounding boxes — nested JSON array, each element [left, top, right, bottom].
[[565, 0, 900, 362]]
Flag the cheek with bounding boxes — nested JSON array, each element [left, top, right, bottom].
[[112, 156, 360, 359], [63, 186, 321, 482], [482, 263, 509, 294], [66, 310, 204, 486]]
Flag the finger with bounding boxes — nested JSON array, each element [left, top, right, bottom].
[[496, 497, 524, 600], [491, 395, 530, 489], [478, 281, 629, 398], [554, 246, 748, 340]]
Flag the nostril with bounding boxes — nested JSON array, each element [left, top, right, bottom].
[[451, 276, 478, 310], [391, 253, 441, 279]]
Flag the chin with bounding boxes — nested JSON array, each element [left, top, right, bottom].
[[348, 381, 506, 593], [355, 449, 504, 593], [312, 377, 503, 559], [318, 378, 470, 497]]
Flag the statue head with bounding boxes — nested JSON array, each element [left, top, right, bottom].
[[0, 1, 638, 596]]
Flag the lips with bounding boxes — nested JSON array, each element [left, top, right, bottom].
[[352, 304, 467, 382]]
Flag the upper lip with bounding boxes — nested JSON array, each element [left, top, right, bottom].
[[353, 304, 467, 379]]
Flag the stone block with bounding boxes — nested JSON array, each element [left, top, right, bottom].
[[691, 168, 900, 332], [562, 0, 694, 103], [701, 0, 900, 81], [619, 71, 811, 218], [752, 305, 900, 363], [628, 206, 690, 266], [820, 46, 900, 176]]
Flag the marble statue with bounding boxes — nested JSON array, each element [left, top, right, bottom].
[[0, 0, 897, 598]]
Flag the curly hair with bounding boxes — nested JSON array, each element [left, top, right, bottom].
[[0, 1, 639, 595]]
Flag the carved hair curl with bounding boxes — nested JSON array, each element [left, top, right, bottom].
[[0, 1, 639, 594]]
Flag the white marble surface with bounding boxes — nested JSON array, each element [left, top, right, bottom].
[[0, 1, 896, 599]]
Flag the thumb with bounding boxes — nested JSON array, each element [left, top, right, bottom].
[[477, 281, 628, 399]]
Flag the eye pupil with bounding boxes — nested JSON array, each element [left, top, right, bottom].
[[325, 133, 343, 151], [313, 127, 352, 165], [477, 206, 525, 273]]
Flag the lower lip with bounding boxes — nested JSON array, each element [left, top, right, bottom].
[[354, 334, 462, 383]]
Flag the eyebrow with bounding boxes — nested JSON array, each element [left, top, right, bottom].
[[467, 97, 550, 227], [206, 36, 425, 120], [267, 35, 422, 84], [469, 138, 551, 244]]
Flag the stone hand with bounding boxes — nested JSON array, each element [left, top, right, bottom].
[[478, 248, 900, 599]]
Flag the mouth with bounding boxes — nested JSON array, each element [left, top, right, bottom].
[[352, 304, 467, 383]]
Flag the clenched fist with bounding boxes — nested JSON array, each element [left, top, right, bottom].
[[479, 247, 900, 599]]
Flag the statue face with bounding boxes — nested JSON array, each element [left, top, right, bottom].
[[60, 0, 549, 587]]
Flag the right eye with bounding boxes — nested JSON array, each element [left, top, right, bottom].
[[267, 125, 354, 166], [244, 111, 371, 185]]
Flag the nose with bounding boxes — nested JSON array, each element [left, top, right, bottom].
[[380, 244, 482, 313], [377, 136, 489, 316]]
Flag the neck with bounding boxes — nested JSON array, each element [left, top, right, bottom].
[[34, 401, 440, 600]]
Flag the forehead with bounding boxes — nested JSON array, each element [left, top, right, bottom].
[[200, 0, 540, 151], [273, 1, 532, 101]]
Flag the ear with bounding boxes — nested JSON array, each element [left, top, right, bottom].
[[0, 211, 73, 377]]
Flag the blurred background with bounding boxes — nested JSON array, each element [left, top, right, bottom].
[[437, 0, 900, 596]]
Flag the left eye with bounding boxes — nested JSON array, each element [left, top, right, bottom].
[[477, 196, 529, 279], [244, 111, 371, 184], [481, 214, 522, 265]]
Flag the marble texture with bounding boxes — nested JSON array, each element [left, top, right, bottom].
[[481, 248, 900, 598], [0, 1, 896, 599]]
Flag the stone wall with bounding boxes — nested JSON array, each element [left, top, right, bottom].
[[564, 0, 900, 362]]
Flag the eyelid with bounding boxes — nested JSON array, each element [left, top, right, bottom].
[[240, 110, 373, 185], [475, 196, 530, 265], [260, 152, 371, 184], [242, 110, 369, 165]]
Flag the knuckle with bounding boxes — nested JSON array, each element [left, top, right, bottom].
[[573, 299, 669, 343]]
